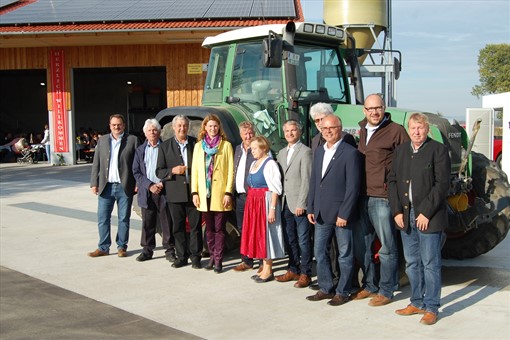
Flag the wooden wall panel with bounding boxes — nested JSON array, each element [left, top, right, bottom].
[[1, 44, 210, 109]]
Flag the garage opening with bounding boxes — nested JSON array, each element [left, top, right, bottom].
[[0, 69, 48, 140], [73, 66, 166, 139]]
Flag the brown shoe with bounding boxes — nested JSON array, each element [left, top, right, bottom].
[[328, 294, 350, 306], [395, 305, 426, 316], [420, 312, 438, 325], [88, 249, 108, 257], [352, 289, 376, 300], [233, 262, 253, 272], [294, 274, 311, 288], [117, 248, 127, 257], [368, 294, 392, 306], [306, 291, 335, 301], [275, 270, 300, 282]]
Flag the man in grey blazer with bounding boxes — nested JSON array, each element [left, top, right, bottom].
[[276, 119, 313, 288], [88, 114, 139, 258]]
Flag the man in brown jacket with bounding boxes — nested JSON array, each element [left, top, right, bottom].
[[352, 94, 410, 306]]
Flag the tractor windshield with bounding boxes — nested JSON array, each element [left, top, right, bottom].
[[292, 43, 349, 104]]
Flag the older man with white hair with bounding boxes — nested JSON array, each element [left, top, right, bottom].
[[132, 118, 174, 262]]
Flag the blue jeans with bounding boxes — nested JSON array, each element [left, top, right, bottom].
[[352, 197, 378, 293], [282, 202, 312, 276], [401, 208, 442, 314], [314, 220, 353, 297], [367, 197, 399, 298], [97, 183, 133, 252], [44, 144, 50, 163]]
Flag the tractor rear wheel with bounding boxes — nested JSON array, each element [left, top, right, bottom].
[[442, 152, 510, 259]]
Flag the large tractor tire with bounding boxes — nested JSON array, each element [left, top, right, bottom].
[[442, 152, 510, 259]]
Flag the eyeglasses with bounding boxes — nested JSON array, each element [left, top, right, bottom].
[[321, 126, 340, 132], [364, 106, 384, 113]]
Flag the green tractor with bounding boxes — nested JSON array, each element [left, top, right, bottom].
[[156, 21, 510, 259]]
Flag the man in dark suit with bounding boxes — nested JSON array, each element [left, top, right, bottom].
[[388, 112, 450, 325], [232, 121, 257, 271], [276, 119, 313, 288], [306, 115, 361, 306], [132, 119, 174, 262], [88, 114, 139, 257], [156, 115, 202, 269]]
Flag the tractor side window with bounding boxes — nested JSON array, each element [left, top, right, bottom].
[[203, 46, 229, 103]]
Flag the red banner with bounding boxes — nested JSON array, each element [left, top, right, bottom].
[[50, 49, 69, 152]]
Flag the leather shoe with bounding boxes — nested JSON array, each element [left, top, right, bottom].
[[204, 259, 214, 270], [136, 253, 152, 262], [117, 248, 127, 257], [165, 253, 177, 263], [294, 274, 311, 288], [255, 274, 274, 283], [88, 249, 108, 257], [233, 262, 253, 272], [251, 274, 259, 280], [275, 270, 300, 282], [306, 291, 335, 301], [395, 305, 426, 316], [328, 294, 350, 306], [352, 289, 376, 300], [192, 261, 202, 269], [368, 294, 392, 306], [214, 263, 223, 273], [308, 283, 320, 291], [172, 259, 188, 268], [420, 312, 438, 325]]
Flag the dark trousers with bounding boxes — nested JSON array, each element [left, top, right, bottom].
[[282, 202, 312, 276], [168, 201, 202, 262], [203, 211, 228, 265], [235, 193, 254, 266], [140, 192, 174, 256]]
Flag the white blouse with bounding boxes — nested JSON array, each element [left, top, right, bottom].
[[249, 158, 282, 195]]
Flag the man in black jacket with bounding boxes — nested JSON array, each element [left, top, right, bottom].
[[388, 112, 450, 325], [156, 115, 202, 269]]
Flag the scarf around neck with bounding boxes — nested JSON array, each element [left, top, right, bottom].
[[202, 134, 220, 197]]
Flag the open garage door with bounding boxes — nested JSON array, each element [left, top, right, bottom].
[[72, 66, 166, 139]]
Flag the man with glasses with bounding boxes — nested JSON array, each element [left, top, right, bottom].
[[352, 94, 410, 306], [306, 115, 361, 306], [309, 102, 356, 153]]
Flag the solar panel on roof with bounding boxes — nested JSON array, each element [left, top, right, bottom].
[[0, 0, 297, 25], [0, 0, 18, 8]]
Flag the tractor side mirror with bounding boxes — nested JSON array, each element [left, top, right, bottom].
[[263, 31, 282, 68]]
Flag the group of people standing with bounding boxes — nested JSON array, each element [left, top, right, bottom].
[[87, 93, 450, 326]]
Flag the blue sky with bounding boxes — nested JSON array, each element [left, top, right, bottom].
[[301, 0, 510, 122]]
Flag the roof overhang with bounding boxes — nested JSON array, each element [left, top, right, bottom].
[[0, 19, 298, 48]]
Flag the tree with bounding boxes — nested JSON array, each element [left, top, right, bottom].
[[471, 44, 510, 98]]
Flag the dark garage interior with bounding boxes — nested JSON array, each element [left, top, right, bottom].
[[0, 66, 166, 143]]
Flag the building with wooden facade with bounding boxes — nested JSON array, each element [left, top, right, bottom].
[[0, 0, 302, 163]]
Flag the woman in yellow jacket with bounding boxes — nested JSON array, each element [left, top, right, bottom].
[[191, 114, 234, 273]]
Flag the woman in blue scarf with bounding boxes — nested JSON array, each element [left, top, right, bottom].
[[191, 114, 234, 273]]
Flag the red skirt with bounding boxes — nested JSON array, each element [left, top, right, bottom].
[[240, 187, 268, 259]]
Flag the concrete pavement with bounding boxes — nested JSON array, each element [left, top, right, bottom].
[[1, 162, 509, 339]]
